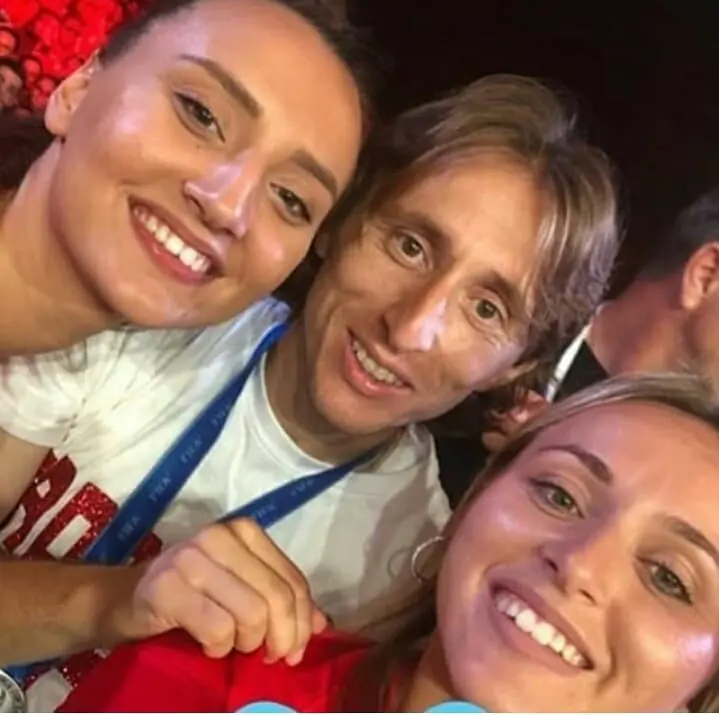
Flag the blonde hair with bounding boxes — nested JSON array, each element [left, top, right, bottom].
[[282, 74, 621, 430], [351, 373, 719, 712], [362, 74, 618, 355]]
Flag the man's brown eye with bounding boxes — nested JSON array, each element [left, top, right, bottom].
[[475, 299, 500, 321], [399, 234, 423, 258]]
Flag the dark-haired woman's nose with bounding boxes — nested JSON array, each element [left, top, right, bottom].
[[184, 154, 263, 239]]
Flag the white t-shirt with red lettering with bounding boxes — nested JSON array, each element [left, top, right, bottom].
[[0, 298, 449, 712]]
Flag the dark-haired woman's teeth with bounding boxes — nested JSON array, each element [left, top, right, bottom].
[[351, 339, 403, 386], [133, 206, 211, 274], [494, 590, 588, 668]]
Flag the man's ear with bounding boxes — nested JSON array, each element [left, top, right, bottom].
[[44, 53, 99, 138], [680, 241, 719, 311]]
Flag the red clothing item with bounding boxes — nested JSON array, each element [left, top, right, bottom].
[[57, 629, 374, 712]]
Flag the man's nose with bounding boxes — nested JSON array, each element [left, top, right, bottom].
[[383, 281, 450, 353]]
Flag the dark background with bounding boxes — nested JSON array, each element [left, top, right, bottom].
[[4, 0, 719, 285], [351, 0, 719, 288]]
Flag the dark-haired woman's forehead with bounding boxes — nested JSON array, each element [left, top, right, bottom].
[[120, 0, 362, 193]]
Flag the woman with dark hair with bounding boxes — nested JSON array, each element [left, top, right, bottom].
[[58, 374, 719, 713], [0, 0, 367, 357]]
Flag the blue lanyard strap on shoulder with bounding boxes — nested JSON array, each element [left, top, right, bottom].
[[5, 319, 380, 685], [84, 320, 289, 565], [221, 443, 380, 528]]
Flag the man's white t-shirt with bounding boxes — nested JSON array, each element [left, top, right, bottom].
[[0, 298, 450, 712]]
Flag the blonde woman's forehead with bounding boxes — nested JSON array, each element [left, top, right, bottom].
[[518, 401, 719, 498]]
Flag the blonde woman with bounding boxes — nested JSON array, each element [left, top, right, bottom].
[[60, 374, 719, 712]]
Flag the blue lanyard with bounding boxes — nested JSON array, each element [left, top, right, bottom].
[[83, 320, 288, 564], [5, 319, 378, 684]]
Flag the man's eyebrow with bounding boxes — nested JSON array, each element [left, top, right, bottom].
[[292, 149, 338, 200], [538, 443, 614, 485], [389, 208, 450, 246], [178, 54, 262, 118], [660, 514, 719, 571]]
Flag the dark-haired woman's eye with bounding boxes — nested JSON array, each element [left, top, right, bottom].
[[176, 93, 224, 141], [272, 184, 312, 225], [399, 233, 423, 259], [475, 298, 501, 322]]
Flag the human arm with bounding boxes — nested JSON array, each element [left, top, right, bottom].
[[0, 338, 323, 668], [0, 424, 323, 666], [0, 516, 324, 667], [0, 557, 146, 666]]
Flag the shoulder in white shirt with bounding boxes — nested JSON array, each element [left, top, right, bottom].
[[0, 298, 449, 712]]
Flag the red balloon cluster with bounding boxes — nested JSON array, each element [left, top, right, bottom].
[[1, 0, 149, 112]]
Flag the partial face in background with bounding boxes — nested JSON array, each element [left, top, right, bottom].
[[299, 155, 544, 435], [679, 242, 719, 398], [21, 56, 42, 86], [0, 27, 17, 57], [59, 17, 84, 51], [31, 75, 57, 110], [437, 401, 719, 712], [32, 12, 61, 46], [40, 0, 72, 16], [0, 64, 22, 109], [75, 0, 118, 24], [43, 0, 362, 328]]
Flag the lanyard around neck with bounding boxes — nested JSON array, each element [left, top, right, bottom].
[[4, 319, 381, 685], [83, 320, 291, 564], [544, 303, 607, 402]]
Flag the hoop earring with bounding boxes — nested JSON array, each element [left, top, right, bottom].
[[411, 535, 445, 582]]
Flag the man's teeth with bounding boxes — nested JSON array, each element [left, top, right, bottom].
[[133, 206, 211, 275], [494, 590, 588, 669], [351, 339, 403, 386]]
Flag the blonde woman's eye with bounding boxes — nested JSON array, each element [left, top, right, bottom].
[[530, 478, 581, 516]]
